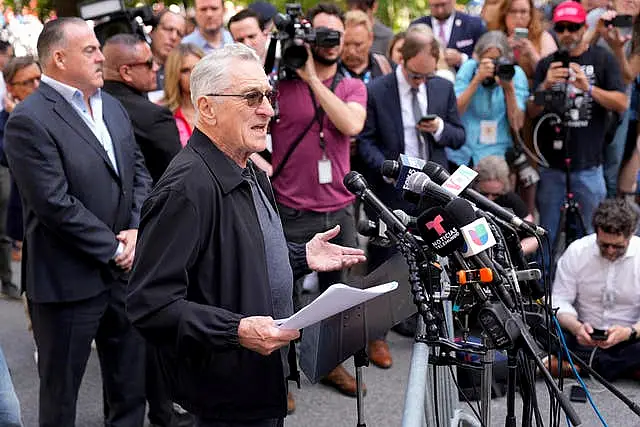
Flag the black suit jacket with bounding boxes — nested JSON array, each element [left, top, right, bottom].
[[358, 72, 465, 211], [411, 12, 486, 59], [103, 80, 181, 183], [4, 81, 152, 303]]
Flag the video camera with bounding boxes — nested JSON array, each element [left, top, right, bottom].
[[482, 57, 515, 87], [78, 0, 154, 45], [273, 3, 341, 71]]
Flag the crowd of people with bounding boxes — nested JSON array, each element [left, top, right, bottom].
[[0, 0, 640, 425]]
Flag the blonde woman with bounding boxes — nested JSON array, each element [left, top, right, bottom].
[[161, 43, 205, 146]]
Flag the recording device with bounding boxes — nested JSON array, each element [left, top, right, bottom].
[[482, 57, 516, 87], [421, 162, 545, 236], [505, 145, 540, 188], [273, 3, 341, 70], [606, 14, 633, 27], [380, 155, 426, 190], [590, 328, 608, 341], [569, 385, 588, 403], [514, 27, 529, 39], [419, 114, 438, 123], [78, 0, 154, 45]]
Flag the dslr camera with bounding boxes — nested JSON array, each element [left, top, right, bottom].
[[274, 3, 341, 71], [482, 57, 516, 87]]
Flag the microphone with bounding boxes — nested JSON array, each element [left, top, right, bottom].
[[380, 154, 426, 190], [405, 171, 458, 206], [422, 161, 546, 237], [393, 209, 417, 231], [416, 206, 465, 256], [344, 171, 411, 240], [445, 198, 515, 309]]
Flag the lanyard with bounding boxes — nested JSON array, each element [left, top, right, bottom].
[[307, 72, 341, 153]]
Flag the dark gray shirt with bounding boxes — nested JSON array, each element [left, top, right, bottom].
[[244, 167, 294, 375]]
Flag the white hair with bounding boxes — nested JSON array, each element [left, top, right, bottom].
[[190, 43, 262, 107]]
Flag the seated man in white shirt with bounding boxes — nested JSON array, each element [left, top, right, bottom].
[[553, 198, 640, 381]]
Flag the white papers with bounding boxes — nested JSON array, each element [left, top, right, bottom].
[[275, 282, 398, 330]]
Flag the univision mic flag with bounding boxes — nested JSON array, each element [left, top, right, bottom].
[[460, 217, 496, 257]]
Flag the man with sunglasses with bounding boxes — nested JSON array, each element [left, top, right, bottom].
[[103, 34, 181, 183], [269, 3, 367, 400], [127, 44, 366, 427], [552, 198, 640, 381], [529, 0, 627, 247]]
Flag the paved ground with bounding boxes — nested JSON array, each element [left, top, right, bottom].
[[2, 263, 640, 426]]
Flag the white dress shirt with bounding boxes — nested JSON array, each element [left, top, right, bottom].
[[552, 234, 640, 330], [432, 13, 456, 48], [396, 65, 444, 160]]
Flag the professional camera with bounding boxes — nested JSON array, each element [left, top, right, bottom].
[[482, 57, 515, 87], [273, 3, 341, 70], [505, 145, 539, 188], [78, 0, 154, 45]]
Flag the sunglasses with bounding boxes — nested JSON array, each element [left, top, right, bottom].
[[597, 241, 627, 251], [10, 76, 40, 87], [206, 90, 275, 108], [125, 58, 155, 69], [554, 22, 583, 33]]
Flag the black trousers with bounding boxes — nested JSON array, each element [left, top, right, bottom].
[[29, 288, 146, 427], [564, 332, 640, 381], [194, 418, 283, 427]]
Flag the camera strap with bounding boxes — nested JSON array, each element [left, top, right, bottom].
[[271, 72, 343, 181]]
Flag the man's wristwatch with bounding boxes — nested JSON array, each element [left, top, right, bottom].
[[629, 326, 638, 341]]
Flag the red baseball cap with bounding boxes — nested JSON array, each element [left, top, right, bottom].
[[553, 1, 587, 24]]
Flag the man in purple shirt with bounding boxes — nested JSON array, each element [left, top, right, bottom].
[[270, 2, 367, 403]]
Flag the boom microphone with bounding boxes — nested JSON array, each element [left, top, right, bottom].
[[422, 161, 545, 236], [405, 172, 458, 206]]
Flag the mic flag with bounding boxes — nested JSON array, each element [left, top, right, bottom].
[[416, 206, 465, 256], [443, 198, 497, 257], [380, 154, 426, 191]]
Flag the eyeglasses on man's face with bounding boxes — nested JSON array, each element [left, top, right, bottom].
[[10, 76, 40, 87], [206, 89, 275, 108], [126, 58, 155, 69], [554, 22, 583, 33]]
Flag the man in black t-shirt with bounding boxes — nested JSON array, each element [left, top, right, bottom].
[[528, 1, 627, 247]]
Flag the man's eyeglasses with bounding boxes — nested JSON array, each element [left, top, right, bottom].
[[554, 22, 583, 33], [206, 90, 275, 108], [10, 76, 40, 87], [597, 241, 628, 251], [159, 24, 185, 38], [404, 64, 433, 81], [125, 58, 155, 69]]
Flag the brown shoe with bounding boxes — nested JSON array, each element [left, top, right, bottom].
[[544, 355, 579, 377], [287, 392, 295, 414], [320, 364, 364, 397], [368, 339, 392, 369]]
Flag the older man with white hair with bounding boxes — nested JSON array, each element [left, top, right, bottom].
[[127, 44, 366, 426]]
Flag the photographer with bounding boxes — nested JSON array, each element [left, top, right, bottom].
[[529, 1, 627, 245], [270, 3, 367, 401], [447, 31, 529, 169]]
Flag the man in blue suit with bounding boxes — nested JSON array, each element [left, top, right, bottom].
[[358, 26, 465, 339], [412, 0, 485, 70], [359, 24, 465, 216], [4, 18, 152, 427]]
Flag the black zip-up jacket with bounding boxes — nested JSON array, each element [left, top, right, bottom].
[[127, 129, 309, 421]]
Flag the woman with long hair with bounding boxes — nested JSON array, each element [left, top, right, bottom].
[[161, 43, 205, 147], [486, 0, 557, 78]]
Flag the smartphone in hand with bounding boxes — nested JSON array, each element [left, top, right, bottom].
[[590, 328, 608, 341], [419, 114, 438, 125], [514, 27, 529, 39], [607, 14, 633, 27]]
